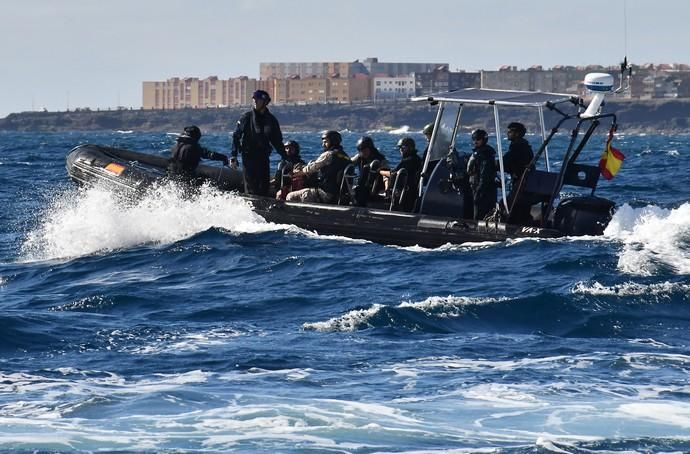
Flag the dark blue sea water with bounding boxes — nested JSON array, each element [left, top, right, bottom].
[[1, 127, 690, 453]]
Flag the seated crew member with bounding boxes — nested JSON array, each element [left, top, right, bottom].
[[503, 121, 535, 224], [285, 130, 351, 204], [466, 129, 497, 220], [275, 140, 307, 199], [168, 125, 229, 181], [351, 136, 390, 196], [379, 137, 423, 212]]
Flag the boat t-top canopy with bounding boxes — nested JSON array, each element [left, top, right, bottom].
[[412, 87, 589, 213], [411, 88, 579, 108]]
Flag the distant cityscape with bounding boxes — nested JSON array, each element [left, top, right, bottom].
[[142, 57, 690, 110]]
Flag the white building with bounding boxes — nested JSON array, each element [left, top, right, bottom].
[[372, 76, 416, 103]]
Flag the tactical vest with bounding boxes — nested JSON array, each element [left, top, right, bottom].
[[318, 150, 351, 196]]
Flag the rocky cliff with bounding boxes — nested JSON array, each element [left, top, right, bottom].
[[1, 99, 688, 133]]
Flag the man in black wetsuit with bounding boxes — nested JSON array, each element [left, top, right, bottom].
[[351, 136, 390, 197], [380, 137, 423, 212], [503, 121, 535, 224], [231, 90, 286, 196], [168, 125, 229, 181], [466, 129, 497, 220]]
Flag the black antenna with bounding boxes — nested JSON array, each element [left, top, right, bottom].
[[623, 0, 628, 59], [616, 0, 632, 93]]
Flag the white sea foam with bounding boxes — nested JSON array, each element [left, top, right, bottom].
[[294, 226, 370, 244], [387, 125, 411, 135], [604, 203, 690, 275], [397, 240, 501, 253], [461, 383, 542, 408], [20, 182, 279, 261], [127, 326, 245, 355], [571, 280, 690, 296], [617, 402, 690, 428], [2, 365, 689, 451], [397, 295, 507, 316], [303, 304, 384, 332], [389, 354, 595, 378]]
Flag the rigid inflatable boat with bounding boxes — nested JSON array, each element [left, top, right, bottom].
[[65, 71, 627, 248]]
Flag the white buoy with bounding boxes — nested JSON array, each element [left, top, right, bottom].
[[581, 73, 614, 118]]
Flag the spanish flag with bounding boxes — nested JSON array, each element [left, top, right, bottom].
[[599, 128, 625, 180]]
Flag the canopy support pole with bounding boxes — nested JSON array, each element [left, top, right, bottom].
[[493, 104, 509, 213], [538, 106, 550, 171]]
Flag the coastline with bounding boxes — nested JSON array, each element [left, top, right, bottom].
[[0, 98, 688, 134]]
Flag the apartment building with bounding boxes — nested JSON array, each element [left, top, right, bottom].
[[372, 76, 416, 102], [287, 77, 328, 104], [328, 74, 370, 103], [415, 66, 481, 94], [361, 57, 447, 77], [144, 74, 372, 108], [143, 77, 221, 109], [260, 61, 368, 80]]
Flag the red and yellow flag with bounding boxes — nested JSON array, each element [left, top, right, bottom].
[[599, 127, 624, 180]]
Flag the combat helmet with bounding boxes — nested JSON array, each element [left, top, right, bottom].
[[321, 130, 342, 146]]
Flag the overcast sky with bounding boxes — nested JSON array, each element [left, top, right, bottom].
[[1, 0, 688, 118]]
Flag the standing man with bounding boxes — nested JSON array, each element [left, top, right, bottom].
[[466, 129, 497, 220], [231, 89, 286, 196], [503, 121, 534, 224]]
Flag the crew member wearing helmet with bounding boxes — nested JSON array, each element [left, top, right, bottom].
[[231, 89, 286, 196], [466, 129, 497, 220], [420, 122, 434, 163], [352, 136, 390, 171], [420, 122, 440, 181], [286, 130, 351, 204], [351, 136, 390, 197], [168, 125, 229, 181], [379, 137, 423, 212], [503, 121, 535, 224], [274, 140, 306, 199], [422, 123, 434, 140]]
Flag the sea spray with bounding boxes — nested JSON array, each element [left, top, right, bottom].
[[605, 203, 690, 275], [20, 181, 273, 261]]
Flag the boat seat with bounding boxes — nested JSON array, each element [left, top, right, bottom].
[[521, 169, 559, 202], [563, 163, 600, 194], [389, 168, 409, 211], [337, 164, 358, 205]]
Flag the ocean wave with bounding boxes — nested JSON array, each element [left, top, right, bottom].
[[303, 295, 507, 332]]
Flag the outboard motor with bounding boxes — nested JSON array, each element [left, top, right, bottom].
[[581, 73, 614, 118], [553, 196, 615, 235]]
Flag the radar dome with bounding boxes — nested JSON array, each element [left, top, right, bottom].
[[584, 73, 614, 93], [581, 73, 614, 118]]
